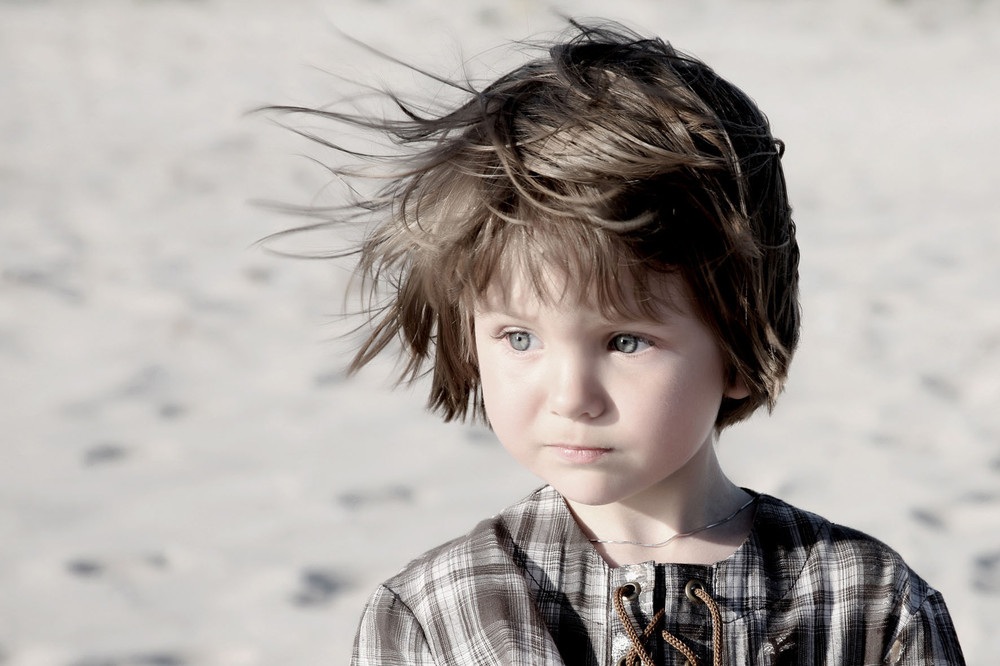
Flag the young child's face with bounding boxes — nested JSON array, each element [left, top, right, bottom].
[[473, 267, 747, 507]]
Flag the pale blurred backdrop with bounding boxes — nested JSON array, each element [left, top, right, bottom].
[[2, 0, 999, 664]]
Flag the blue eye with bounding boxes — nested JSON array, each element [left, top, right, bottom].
[[506, 331, 534, 351], [611, 334, 649, 354]]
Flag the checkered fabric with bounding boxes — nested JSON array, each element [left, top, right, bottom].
[[351, 486, 964, 665]]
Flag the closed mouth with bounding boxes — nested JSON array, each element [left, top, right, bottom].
[[548, 444, 612, 463]]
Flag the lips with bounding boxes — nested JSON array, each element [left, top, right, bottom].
[[548, 444, 612, 464]]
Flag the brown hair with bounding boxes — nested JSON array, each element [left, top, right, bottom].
[[272, 20, 800, 428]]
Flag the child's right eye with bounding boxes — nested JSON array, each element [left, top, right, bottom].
[[505, 331, 536, 352]]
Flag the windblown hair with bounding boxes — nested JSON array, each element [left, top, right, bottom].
[[275, 21, 800, 428]]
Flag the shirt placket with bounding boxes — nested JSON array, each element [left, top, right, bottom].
[[609, 562, 657, 665]]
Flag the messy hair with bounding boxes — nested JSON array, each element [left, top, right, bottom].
[[273, 20, 800, 429]]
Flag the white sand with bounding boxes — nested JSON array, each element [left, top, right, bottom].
[[2, 0, 998, 664]]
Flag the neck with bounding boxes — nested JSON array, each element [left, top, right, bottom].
[[565, 442, 753, 566]]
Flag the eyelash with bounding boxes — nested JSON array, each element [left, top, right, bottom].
[[497, 330, 654, 354], [609, 333, 653, 354], [496, 329, 538, 353]]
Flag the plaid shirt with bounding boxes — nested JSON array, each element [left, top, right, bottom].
[[351, 486, 964, 665]]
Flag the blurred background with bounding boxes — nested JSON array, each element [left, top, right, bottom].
[[2, 0, 998, 664]]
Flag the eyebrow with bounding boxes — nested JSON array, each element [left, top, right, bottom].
[[474, 303, 681, 328]]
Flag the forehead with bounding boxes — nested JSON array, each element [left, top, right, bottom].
[[474, 255, 693, 322]]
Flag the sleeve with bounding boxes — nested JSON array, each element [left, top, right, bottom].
[[350, 584, 437, 666], [886, 589, 966, 666]]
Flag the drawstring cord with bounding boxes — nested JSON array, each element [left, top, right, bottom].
[[686, 582, 723, 666], [613, 582, 724, 666], [613, 585, 662, 666]]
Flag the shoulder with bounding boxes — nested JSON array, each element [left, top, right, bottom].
[[750, 493, 942, 619], [353, 486, 571, 664], [753, 494, 923, 588], [756, 495, 911, 564], [378, 485, 561, 607], [741, 494, 965, 663]]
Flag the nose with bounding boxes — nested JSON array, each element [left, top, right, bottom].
[[546, 352, 607, 420]]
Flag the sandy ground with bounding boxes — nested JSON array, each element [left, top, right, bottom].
[[2, 0, 999, 664]]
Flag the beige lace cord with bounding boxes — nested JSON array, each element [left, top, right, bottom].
[[613, 582, 724, 666], [613, 585, 662, 666], [687, 583, 723, 666]]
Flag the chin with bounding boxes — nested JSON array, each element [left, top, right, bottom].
[[549, 479, 627, 507]]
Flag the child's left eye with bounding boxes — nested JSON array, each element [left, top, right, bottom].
[[610, 334, 651, 354]]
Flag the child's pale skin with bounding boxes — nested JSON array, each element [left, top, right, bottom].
[[473, 266, 755, 567]]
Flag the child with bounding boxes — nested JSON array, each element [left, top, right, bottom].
[[282, 20, 964, 665]]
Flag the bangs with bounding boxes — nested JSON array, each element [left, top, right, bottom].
[[458, 211, 686, 323]]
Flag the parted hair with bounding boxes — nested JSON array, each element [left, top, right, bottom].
[[276, 21, 800, 428]]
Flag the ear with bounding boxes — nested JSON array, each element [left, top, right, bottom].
[[724, 375, 751, 401]]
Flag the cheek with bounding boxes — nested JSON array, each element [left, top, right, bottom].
[[473, 335, 496, 398], [629, 355, 726, 423], [474, 342, 510, 419], [476, 355, 537, 445], [479, 363, 518, 419]]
